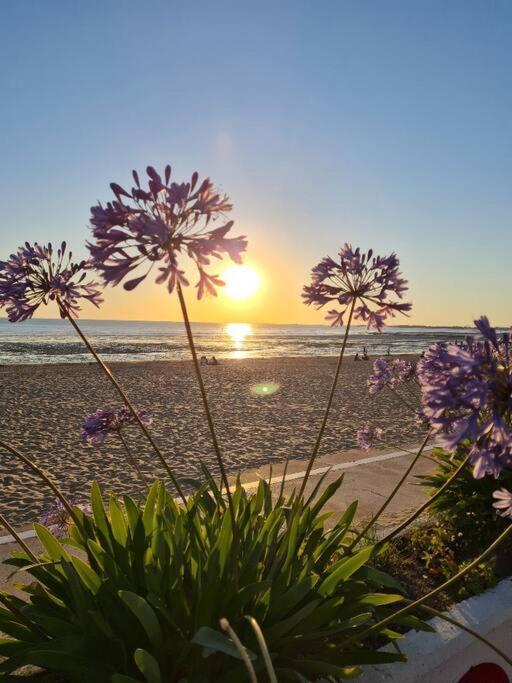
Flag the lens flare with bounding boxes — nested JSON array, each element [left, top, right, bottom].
[[251, 382, 280, 397]]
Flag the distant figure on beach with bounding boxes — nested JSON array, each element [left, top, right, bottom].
[[386, 346, 391, 356], [199, 355, 209, 366], [362, 346, 369, 361], [354, 353, 360, 361], [210, 356, 219, 365]]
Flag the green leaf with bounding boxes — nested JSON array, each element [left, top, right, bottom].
[[70, 556, 102, 594], [109, 497, 128, 545], [356, 565, 403, 591], [358, 593, 404, 607], [134, 648, 161, 683], [118, 591, 162, 649], [319, 545, 374, 596], [34, 524, 70, 562], [192, 626, 256, 661]]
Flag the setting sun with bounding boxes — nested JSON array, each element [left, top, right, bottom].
[[222, 266, 260, 300]]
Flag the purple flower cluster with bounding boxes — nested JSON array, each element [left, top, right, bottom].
[[357, 425, 383, 450], [492, 488, 512, 519], [302, 244, 411, 331], [39, 499, 91, 538], [418, 317, 512, 479], [0, 242, 102, 322], [88, 165, 247, 298], [367, 358, 416, 395], [81, 407, 152, 445]]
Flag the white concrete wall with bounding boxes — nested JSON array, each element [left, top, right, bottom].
[[358, 577, 512, 683]]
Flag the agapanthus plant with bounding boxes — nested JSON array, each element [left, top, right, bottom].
[[357, 425, 383, 450], [88, 164, 247, 298], [0, 241, 102, 321], [418, 317, 512, 479], [368, 358, 416, 395], [82, 407, 151, 487], [302, 244, 411, 331], [298, 245, 412, 498], [81, 406, 152, 445], [38, 498, 91, 538]]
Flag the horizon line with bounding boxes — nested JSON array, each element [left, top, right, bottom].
[[1, 317, 507, 330]]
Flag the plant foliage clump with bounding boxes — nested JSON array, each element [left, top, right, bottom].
[[0, 475, 421, 682]]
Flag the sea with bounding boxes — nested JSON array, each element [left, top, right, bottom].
[[0, 318, 498, 365]]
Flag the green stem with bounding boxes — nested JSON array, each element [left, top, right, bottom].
[[176, 283, 237, 534], [220, 618, 258, 683], [298, 298, 356, 499], [118, 431, 149, 490], [0, 512, 38, 561], [417, 603, 512, 667], [342, 522, 512, 648], [246, 616, 278, 683], [59, 302, 187, 505], [377, 452, 471, 547], [347, 430, 432, 551]]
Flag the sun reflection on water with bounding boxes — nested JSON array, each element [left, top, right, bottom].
[[225, 322, 252, 359]]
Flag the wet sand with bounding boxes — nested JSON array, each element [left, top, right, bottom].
[[0, 355, 421, 525]]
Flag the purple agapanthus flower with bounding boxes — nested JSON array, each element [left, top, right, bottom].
[[87, 165, 247, 298], [417, 317, 512, 479], [81, 406, 152, 445], [492, 488, 512, 518], [39, 498, 92, 538], [357, 425, 383, 450], [367, 358, 416, 395], [302, 245, 411, 331], [0, 242, 102, 322]]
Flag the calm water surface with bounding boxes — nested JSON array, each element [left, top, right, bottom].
[[0, 319, 497, 365]]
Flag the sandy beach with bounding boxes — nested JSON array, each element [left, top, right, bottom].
[[0, 355, 422, 525]]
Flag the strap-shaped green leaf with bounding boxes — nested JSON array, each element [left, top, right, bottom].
[[134, 648, 161, 683], [118, 591, 162, 650]]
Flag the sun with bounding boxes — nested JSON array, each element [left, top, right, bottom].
[[222, 266, 260, 300]]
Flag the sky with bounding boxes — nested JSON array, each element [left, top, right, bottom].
[[0, 0, 511, 327]]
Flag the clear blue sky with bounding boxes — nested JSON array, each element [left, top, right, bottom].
[[1, 1, 511, 325]]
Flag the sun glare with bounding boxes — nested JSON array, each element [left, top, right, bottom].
[[225, 322, 252, 344], [222, 266, 260, 300]]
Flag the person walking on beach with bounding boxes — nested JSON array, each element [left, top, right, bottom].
[[362, 347, 369, 361]]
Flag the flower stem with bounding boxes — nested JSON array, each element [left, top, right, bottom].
[[0, 511, 38, 561], [416, 603, 512, 667], [377, 452, 470, 547], [385, 384, 418, 413], [347, 430, 432, 551], [220, 618, 258, 683], [175, 283, 237, 532], [0, 440, 78, 526], [298, 297, 356, 499], [118, 431, 149, 490], [58, 302, 187, 505], [342, 521, 512, 648]]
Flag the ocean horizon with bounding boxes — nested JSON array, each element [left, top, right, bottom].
[[0, 318, 501, 365]]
